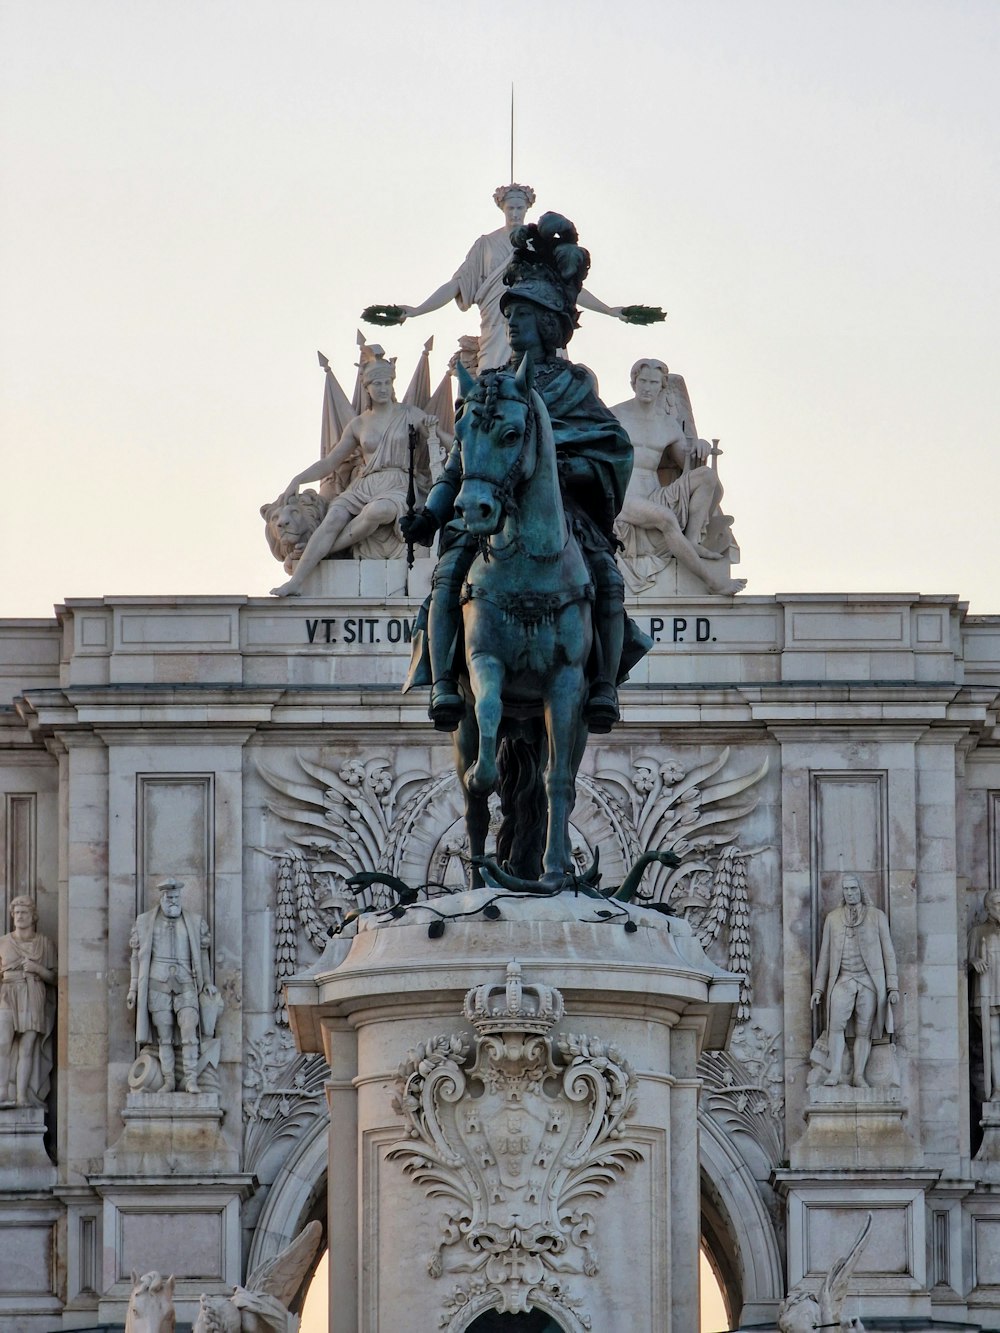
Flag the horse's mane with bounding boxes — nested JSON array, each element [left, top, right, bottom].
[[131, 1271, 168, 1296]]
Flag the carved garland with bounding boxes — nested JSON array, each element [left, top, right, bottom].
[[387, 963, 642, 1330], [256, 747, 770, 1024]]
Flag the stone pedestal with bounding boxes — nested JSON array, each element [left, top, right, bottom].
[[973, 1097, 1000, 1183], [774, 1168, 941, 1322], [286, 888, 739, 1333], [104, 1091, 238, 1175], [794, 1083, 921, 1170], [0, 1197, 62, 1322], [622, 548, 740, 599], [93, 1089, 250, 1322], [90, 1174, 253, 1327], [298, 553, 433, 601], [0, 1107, 55, 1191]]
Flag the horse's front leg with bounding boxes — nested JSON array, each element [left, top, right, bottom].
[[453, 709, 490, 889], [465, 650, 504, 796], [542, 664, 588, 879]]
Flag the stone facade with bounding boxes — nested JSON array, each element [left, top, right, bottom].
[[2, 571, 1000, 1328]]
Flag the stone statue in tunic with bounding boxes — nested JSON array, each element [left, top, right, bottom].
[[0, 896, 56, 1107], [128, 878, 218, 1094], [811, 876, 899, 1089], [396, 184, 628, 376], [970, 887, 1000, 1101], [269, 353, 448, 596], [610, 358, 744, 595]]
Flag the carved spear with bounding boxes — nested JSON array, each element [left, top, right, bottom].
[[405, 425, 418, 572]]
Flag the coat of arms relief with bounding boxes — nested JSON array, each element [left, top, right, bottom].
[[386, 961, 640, 1331]]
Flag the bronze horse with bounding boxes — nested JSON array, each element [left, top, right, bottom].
[[450, 358, 596, 891]]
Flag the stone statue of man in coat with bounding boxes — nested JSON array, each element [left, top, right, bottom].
[[811, 875, 899, 1088], [128, 878, 218, 1094]]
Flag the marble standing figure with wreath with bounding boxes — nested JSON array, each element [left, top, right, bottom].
[[384, 184, 648, 375]]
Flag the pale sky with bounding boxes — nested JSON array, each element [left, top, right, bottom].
[[2, 0, 998, 621]]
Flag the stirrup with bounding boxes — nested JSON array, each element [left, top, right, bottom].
[[429, 681, 464, 732], [585, 682, 619, 734]]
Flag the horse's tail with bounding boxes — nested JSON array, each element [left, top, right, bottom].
[[496, 720, 547, 880]]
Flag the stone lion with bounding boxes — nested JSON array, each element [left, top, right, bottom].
[[260, 490, 328, 573]]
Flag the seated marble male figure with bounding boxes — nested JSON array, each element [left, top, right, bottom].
[[270, 355, 449, 596], [403, 212, 647, 733], [611, 358, 744, 595]]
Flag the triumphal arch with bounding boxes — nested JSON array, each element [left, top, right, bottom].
[[2, 196, 1000, 1332]]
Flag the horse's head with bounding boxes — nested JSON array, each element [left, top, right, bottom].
[[125, 1270, 176, 1333], [454, 357, 537, 537]]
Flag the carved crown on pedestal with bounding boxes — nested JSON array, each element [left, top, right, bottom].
[[463, 961, 565, 1036]]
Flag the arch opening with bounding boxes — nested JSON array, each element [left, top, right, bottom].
[[466, 1313, 566, 1331]]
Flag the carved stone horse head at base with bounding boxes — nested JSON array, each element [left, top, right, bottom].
[[125, 1271, 176, 1333]]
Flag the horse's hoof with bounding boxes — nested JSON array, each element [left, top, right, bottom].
[[429, 683, 464, 731]]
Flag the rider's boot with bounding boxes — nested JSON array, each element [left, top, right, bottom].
[[585, 680, 620, 733], [427, 547, 473, 731], [429, 680, 464, 732], [585, 552, 625, 733]]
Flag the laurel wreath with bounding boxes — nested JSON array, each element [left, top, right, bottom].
[[361, 304, 406, 326], [620, 304, 666, 325]]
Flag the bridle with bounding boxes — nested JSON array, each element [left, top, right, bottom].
[[459, 375, 537, 519]]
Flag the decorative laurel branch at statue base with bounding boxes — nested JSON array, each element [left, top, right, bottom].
[[619, 304, 667, 325], [361, 304, 406, 326]]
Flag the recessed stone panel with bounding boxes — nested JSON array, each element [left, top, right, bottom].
[[117, 612, 237, 647], [804, 1204, 909, 1278], [118, 1208, 225, 1282], [973, 1217, 1000, 1286], [0, 1219, 55, 1295]]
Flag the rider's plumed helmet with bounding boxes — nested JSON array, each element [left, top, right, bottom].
[[499, 212, 591, 348]]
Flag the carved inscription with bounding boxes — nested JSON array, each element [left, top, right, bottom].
[[649, 614, 715, 643], [303, 616, 415, 646]]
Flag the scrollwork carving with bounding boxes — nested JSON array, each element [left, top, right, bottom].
[[387, 962, 641, 1328]]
